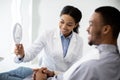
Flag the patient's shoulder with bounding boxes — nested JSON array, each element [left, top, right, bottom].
[[81, 60, 99, 71]]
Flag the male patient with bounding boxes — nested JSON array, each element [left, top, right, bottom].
[[34, 6, 120, 80]]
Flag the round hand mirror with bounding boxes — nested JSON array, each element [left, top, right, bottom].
[[13, 23, 22, 44]]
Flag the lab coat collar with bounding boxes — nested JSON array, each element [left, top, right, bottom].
[[60, 32, 73, 39], [53, 28, 77, 59]]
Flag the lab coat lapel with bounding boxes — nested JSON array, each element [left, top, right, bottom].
[[65, 32, 76, 59], [53, 29, 63, 58]]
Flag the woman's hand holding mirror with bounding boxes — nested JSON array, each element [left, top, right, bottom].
[[13, 23, 24, 58]]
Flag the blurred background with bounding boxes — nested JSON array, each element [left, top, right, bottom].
[[0, 0, 120, 72]]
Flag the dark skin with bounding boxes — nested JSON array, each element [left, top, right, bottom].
[[33, 67, 55, 80]]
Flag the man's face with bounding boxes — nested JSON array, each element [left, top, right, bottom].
[[87, 12, 104, 46]]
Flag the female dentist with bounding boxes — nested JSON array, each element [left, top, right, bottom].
[[0, 5, 83, 80], [15, 5, 83, 73]]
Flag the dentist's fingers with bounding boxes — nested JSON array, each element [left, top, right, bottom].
[[14, 44, 24, 57]]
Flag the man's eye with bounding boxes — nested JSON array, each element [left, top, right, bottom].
[[89, 23, 93, 26], [60, 21, 64, 24], [89, 24, 92, 26]]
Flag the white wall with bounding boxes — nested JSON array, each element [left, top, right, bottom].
[[0, 0, 12, 58], [0, 0, 33, 72], [32, 0, 120, 53], [0, 0, 32, 57]]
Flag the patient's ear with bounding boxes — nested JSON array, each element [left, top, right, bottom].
[[102, 25, 111, 34]]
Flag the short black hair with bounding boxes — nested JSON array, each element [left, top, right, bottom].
[[95, 6, 120, 39], [60, 5, 82, 33]]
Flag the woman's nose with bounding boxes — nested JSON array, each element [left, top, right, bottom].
[[62, 24, 67, 29]]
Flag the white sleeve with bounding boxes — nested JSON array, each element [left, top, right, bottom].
[[22, 32, 46, 62]]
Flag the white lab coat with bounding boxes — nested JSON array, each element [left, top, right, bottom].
[[22, 28, 83, 72]]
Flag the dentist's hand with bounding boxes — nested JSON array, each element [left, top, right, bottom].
[[14, 44, 24, 58], [33, 67, 47, 80]]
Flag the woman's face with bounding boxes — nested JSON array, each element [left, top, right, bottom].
[[59, 14, 77, 37]]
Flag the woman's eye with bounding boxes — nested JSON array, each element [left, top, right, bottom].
[[67, 24, 73, 26], [67, 23, 74, 26]]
